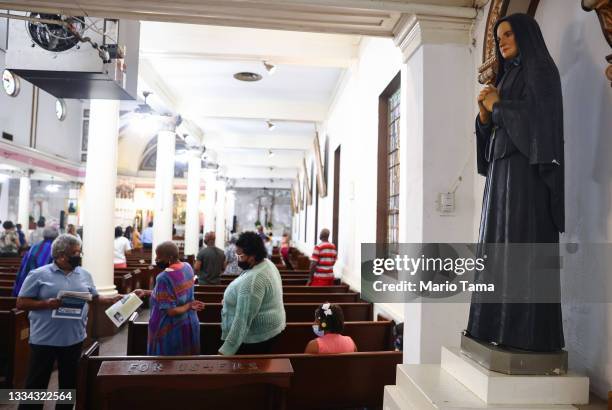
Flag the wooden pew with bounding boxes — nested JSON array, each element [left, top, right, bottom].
[[0, 287, 12, 297], [0, 309, 30, 388], [196, 302, 373, 323], [194, 292, 360, 303], [219, 277, 309, 286], [194, 285, 349, 294], [78, 342, 401, 410], [0, 297, 16, 310], [127, 317, 394, 356]]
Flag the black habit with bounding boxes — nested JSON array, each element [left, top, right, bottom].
[[466, 14, 565, 352]]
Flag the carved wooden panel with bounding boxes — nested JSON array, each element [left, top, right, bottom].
[[582, 0, 612, 86]]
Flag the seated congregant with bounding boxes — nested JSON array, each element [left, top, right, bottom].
[[305, 303, 357, 354], [134, 241, 204, 355], [12, 226, 59, 296], [113, 226, 132, 269], [218, 231, 286, 355], [0, 220, 20, 257]]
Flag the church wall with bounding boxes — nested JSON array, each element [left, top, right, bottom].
[[0, 50, 83, 163], [291, 36, 405, 321], [538, 0, 612, 398], [469, 0, 612, 397]]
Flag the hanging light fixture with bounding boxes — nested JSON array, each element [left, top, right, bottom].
[[268, 149, 275, 157], [266, 120, 276, 131]]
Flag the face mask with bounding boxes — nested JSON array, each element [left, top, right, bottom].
[[312, 324, 325, 338], [156, 261, 169, 270], [237, 261, 252, 270], [68, 255, 82, 269]]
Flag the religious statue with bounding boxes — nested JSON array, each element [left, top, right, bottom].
[[467, 14, 565, 353]]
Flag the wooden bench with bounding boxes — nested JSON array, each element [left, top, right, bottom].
[[127, 316, 394, 355], [0, 297, 16, 310], [78, 342, 401, 410], [194, 292, 360, 303], [0, 309, 30, 388], [196, 302, 373, 323], [194, 285, 349, 294], [0, 287, 12, 297]]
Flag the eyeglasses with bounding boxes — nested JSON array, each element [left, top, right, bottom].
[[235, 252, 247, 261]]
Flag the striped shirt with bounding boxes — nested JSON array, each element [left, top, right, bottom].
[[311, 241, 337, 278]]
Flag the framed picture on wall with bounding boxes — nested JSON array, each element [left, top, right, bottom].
[[296, 173, 303, 211], [303, 158, 312, 205], [313, 133, 327, 198]]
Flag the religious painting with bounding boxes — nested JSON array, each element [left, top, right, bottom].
[[296, 173, 303, 211], [313, 133, 327, 198], [302, 158, 312, 205]]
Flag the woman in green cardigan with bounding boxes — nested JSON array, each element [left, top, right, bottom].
[[218, 231, 286, 355]]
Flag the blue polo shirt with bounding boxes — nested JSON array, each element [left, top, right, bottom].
[[18, 263, 98, 346]]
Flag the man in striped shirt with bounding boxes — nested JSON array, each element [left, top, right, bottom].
[[308, 229, 337, 286]]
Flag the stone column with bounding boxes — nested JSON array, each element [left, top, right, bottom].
[[82, 100, 120, 296], [17, 172, 31, 235], [214, 179, 226, 248], [203, 170, 216, 234], [152, 129, 176, 261], [184, 152, 201, 257]]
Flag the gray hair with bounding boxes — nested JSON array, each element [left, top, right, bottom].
[[43, 226, 59, 240], [51, 234, 82, 259]]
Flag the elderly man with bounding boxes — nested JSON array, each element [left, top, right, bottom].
[[16, 234, 122, 410], [12, 226, 59, 296], [194, 232, 226, 285]]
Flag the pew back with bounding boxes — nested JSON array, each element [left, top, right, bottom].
[[78, 343, 401, 410], [127, 319, 394, 356], [195, 292, 360, 303], [197, 302, 373, 323], [0, 309, 30, 388]]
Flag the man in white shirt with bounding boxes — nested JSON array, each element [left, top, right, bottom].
[[141, 222, 154, 249]]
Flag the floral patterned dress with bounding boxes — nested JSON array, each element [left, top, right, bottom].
[[147, 262, 200, 355]]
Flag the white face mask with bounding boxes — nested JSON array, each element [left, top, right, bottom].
[[312, 324, 325, 337]]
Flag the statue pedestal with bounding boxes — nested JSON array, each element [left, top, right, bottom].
[[460, 334, 568, 375], [383, 347, 589, 409]]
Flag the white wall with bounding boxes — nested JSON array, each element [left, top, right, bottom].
[[291, 37, 405, 322], [536, 0, 612, 398], [0, 50, 83, 162], [0, 51, 33, 147]]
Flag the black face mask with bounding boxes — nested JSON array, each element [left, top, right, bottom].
[[237, 261, 252, 270], [156, 261, 170, 270], [68, 255, 82, 269]]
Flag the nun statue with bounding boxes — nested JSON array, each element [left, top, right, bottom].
[[467, 13, 565, 352]]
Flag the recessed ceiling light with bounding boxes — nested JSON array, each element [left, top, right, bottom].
[[233, 72, 263, 82], [266, 120, 276, 130], [263, 61, 276, 75]]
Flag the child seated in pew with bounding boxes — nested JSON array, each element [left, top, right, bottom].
[[305, 303, 357, 354]]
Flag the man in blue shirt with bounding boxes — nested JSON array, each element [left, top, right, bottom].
[[17, 234, 121, 410], [141, 221, 154, 249]]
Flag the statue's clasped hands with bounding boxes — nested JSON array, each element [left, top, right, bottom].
[[478, 85, 500, 123]]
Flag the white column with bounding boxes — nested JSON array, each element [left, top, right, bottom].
[[152, 130, 176, 261], [203, 170, 216, 234], [82, 100, 120, 296], [393, 14, 474, 364], [17, 173, 31, 234], [184, 153, 201, 256], [225, 189, 236, 234], [214, 179, 226, 248]]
